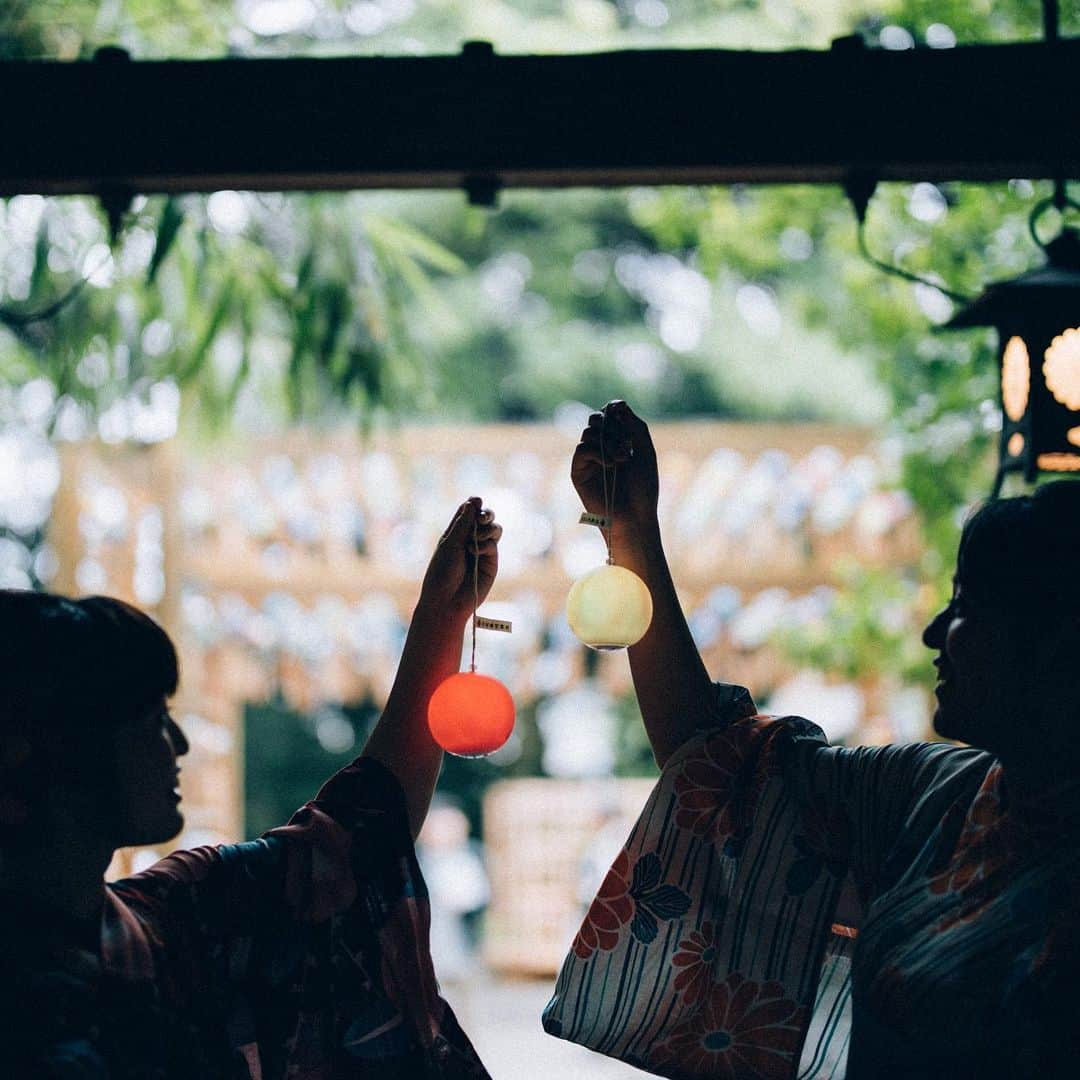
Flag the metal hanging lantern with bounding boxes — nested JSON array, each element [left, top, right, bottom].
[[943, 209, 1080, 495], [851, 3, 1080, 498]]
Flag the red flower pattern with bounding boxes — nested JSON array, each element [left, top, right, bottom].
[[673, 720, 774, 845], [929, 765, 1010, 898], [651, 972, 807, 1080], [572, 849, 634, 959], [671, 922, 720, 1006]]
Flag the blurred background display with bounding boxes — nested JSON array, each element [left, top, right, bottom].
[[4, 4, 1071, 1073]]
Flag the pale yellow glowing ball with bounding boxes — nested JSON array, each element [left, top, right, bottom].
[[566, 563, 653, 651]]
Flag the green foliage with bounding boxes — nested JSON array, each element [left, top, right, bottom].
[[0, 0, 234, 59], [777, 561, 931, 686], [870, 0, 1046, 43], [4, 0, 1071, 714], [0, 0, 853, 61], [365, 185, 891, 423], [636, 173, 1048, 683], [0, 192, 462, 433], [6, 0, 1070, 68], [244, 696, 379, 837], [612, 690, 658, 776]]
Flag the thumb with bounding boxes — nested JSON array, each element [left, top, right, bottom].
[[440, 496, 481, 545]]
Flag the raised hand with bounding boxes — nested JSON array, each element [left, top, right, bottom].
[[364, 497, 502, 838], [571, 402, 713, 767], [419, 497, 502, 621], [571, 401, 660, 537]]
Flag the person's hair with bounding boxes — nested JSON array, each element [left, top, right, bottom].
[[0, 591, 178, 845], [0, 591, 178, 733], [957, 479, 1080, 616]]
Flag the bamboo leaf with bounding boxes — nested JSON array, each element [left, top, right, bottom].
[[29, 217, 51, 299], [147, 197, 185, 285], [287, 291, 318, 417], [221, 299, 254, 414], [363, 214, 466, 275], [342, 345, 382, 404], [316, 280, 349, 372], [296, 246, 317, 293], [365, 230, 461, 332], [174, 276, 237, 385], [255, 258, 293, 304], [225, 345, 251, 410]]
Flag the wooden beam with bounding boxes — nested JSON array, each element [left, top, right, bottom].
[[3, 39, 1079, 197]]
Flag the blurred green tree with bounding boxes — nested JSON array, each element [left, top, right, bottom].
[[3, 0, 1071, 748]]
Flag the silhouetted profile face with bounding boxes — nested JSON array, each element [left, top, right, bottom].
[[921, 480, 1080, 760], [1, 590, 184, 854], [922, 579, 1023, 750], [108, 698, 189, 847]]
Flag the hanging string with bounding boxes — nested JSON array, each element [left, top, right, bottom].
[[855, 216, 971, 305], [470, 516, 479, 673], [844, 173, 972, 306], [1028, 179, 1079, 250], [1043, 0, 1059, 43], [600, 412, 616, 564]]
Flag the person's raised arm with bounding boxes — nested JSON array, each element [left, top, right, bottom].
[[572, 402, 714, 768], [361, 497, 502, 838]]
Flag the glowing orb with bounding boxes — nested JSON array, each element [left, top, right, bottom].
[[567, 563, 653, 651], [428, 671, 515, 757]]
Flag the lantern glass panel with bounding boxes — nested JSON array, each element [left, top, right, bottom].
[[1035, 453, 1080, 471], [1001, 335, 1031, 422]]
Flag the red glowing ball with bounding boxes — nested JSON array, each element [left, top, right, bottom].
[[427, 671, 515, 757]]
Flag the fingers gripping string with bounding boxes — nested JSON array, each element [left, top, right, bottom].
[[470, 517, 479, 673], [467, 508, 511, 659]]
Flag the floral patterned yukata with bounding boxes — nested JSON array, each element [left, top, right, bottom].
[[543, 684, 1080, 1079], [1, 758, 489, 1079]]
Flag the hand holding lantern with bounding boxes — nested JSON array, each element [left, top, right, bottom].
[[423, 498, 515, 757], [567, 402, 655, 650], [570, 401, 660, 528]]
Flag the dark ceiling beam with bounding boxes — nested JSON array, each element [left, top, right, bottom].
[[3, 39, 1079, 198]]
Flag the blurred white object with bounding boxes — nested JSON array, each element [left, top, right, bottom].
[[537, 681, 617, 778], [418, 803, 489, 982], [765, 670, 863, 744]]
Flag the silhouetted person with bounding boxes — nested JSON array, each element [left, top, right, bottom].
[[0, 498, 501, 1079], [545, 402, 1080, 1079]]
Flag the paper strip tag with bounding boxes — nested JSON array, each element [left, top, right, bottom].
[[579, 511, 611, 528], [476, 616, 512, 634]]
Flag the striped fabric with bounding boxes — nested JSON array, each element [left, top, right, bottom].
[[544, 684, 1080, 1078]]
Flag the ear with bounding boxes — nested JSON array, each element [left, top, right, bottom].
[[1037, 616, 1080, 681]]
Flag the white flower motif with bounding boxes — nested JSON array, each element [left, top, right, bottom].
[[1043, 327, 1080, 411]]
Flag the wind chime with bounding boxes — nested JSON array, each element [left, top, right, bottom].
[[427, 517, 515, 757], [431, 411, 654, 754], [566, 413, 653, 650]]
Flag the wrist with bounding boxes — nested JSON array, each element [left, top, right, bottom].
[[609, 514, 661, 554], [411, 597, 470, 636]]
